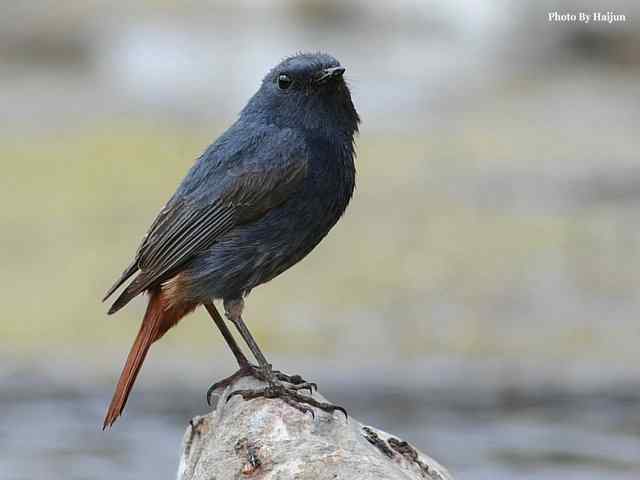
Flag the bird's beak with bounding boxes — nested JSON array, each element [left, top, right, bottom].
[[314, 66, 346, 84]]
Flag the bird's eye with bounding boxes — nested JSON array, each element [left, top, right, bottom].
[[277, 74, 293, 90]]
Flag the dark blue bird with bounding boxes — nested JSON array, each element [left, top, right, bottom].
[[102, 52, 360, 428]]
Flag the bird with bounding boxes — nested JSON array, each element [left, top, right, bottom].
[[102, 52, 360, 428]]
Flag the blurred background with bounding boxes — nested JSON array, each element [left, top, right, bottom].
[[1, 1, 639, 479]]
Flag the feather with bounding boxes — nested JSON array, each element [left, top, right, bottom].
[[102, 260, 138, 302], [104, 132, 307, 313], [103, 288, 196, 428]]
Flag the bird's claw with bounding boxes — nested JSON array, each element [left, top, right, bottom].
[[207, 366, 316, 405], [206, 363, 261, 405], [273, 371, 317, 392], [226, 383, 347, 420]]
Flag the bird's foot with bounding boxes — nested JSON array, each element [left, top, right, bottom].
[[207, 364, 257, 405], [206, 364, 316, 406], [226, 368, 347, 419]]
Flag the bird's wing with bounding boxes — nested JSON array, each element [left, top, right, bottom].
[[104, 128, 308, 312]]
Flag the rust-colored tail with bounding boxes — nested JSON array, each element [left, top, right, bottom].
[[103, 289, 196, 429]]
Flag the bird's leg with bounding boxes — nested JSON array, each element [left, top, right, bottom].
[[221, 297, 347, 419], [223, 298, 311, 386], [205, 297, 312, 404], [224, 298, 270, 369], [204, 301, 259, 404], [204, 301, 249, 367]]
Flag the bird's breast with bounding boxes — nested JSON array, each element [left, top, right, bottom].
[[304, 136, 356, 222]]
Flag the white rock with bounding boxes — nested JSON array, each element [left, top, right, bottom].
[[177, 376, 453, 480]]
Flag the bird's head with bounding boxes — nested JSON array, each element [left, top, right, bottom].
[[242, 52, 360, 136]]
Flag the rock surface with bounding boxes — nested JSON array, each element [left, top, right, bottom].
[[177, 376, 453, 480]]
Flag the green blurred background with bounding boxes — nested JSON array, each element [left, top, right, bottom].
[[1, 1, 639, 479]]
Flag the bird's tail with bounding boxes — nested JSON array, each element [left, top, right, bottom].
[[103, 288, 196, 429]]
